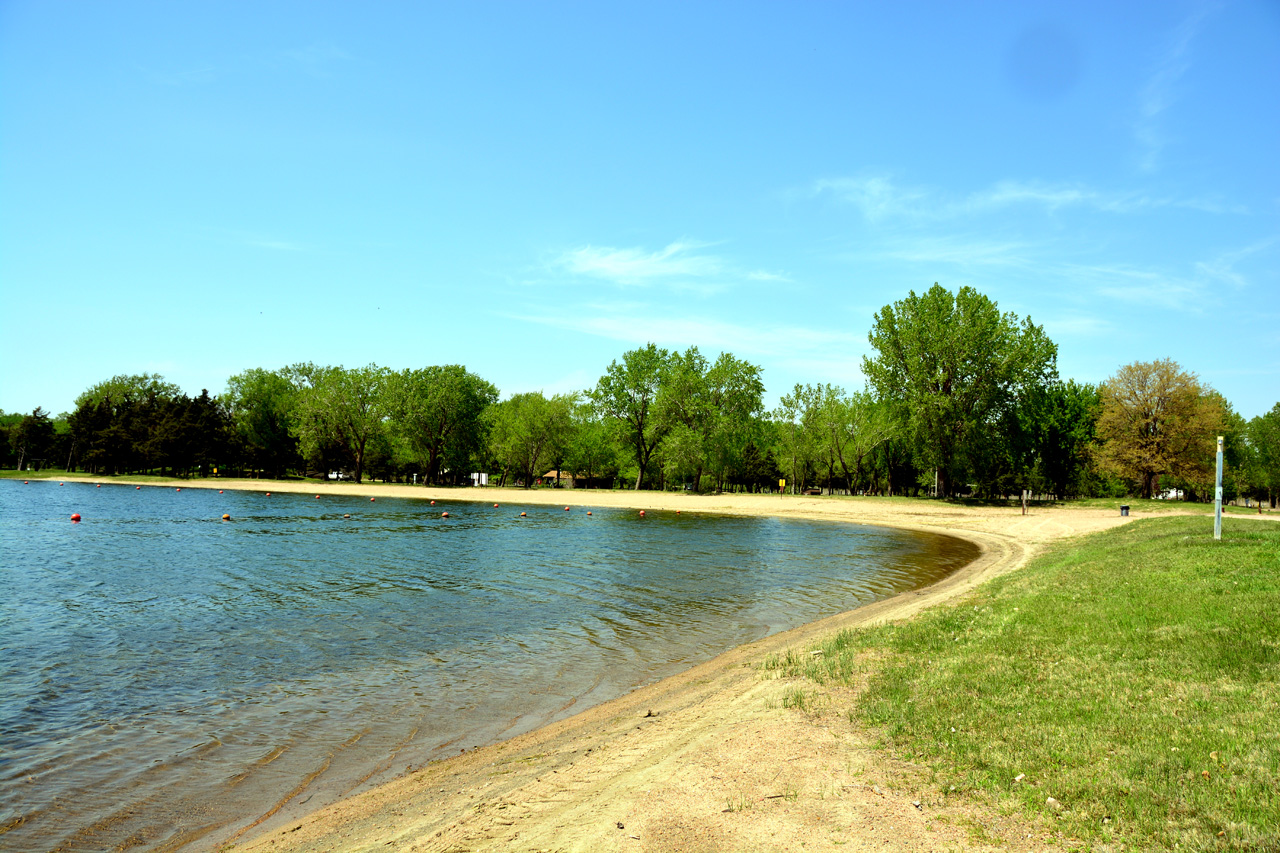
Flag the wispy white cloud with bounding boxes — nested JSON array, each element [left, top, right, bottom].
[[812, 174, 1230, 221], [874, 235, 1033, 268], [1134, 4, 1220, 172], [1193, 236, 1278, 289], [1069, 263, 1205, 312], [812, 175, 929, 221], [558, 240, 722, 283], [1041, 315, 1117, 338], [746, 270, 792, 283]]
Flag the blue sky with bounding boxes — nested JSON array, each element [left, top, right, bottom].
[[2, 1, 1277, 420]]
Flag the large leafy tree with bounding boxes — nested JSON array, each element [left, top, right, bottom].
[[387, 365, 498, 484], [1245, 403, 1280, 508], [75, 373, 182, 409], [289, 363, 392, 484], [589, 343, 675, 490], [661, 348, 766, 492], [1095, 359, 1225, 499], [862, 283, 1058, 497], [11, 407, 56, 471], [771, 383, 824, 493], [225, 368, 300, 478], [485, 391, 577, 488]]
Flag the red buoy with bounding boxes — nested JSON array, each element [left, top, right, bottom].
[[315, 495, 321, 499], [219, 490, 224, 494], [370, 497, 375, 502], [266, 492, 271, 496], [176, 488, 181, 492], [136, 486, 141, 490], [639, 510, 645, 517], [564, 506, 570, 511], [494, 503, 499, 508], [70, 513, 81, 522], [430, 500, 436, 505], [442, 511, 449, 518], [96, 484, 101, 488]]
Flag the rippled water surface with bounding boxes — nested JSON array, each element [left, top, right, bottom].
[[0, 480, 976, 851]]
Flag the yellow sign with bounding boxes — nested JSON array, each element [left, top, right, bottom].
[[779, 478, 786, 491]]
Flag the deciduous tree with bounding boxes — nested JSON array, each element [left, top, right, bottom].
[[589, 344, 674, 490], [289, 363, 391, 484], [1095, 359, 1225, 499], [862, 284, 1057, 497], [387, 365, 498, 484]]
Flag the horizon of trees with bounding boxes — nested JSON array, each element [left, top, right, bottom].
[[3, 285, 1277, 507]]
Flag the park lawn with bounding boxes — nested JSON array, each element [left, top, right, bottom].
[[768, 517, 1279, 851]]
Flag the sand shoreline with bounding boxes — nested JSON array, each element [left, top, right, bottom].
[[20, 477, 1189, 850]]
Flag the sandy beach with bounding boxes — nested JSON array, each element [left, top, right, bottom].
[[64, 479, 1207, 850]]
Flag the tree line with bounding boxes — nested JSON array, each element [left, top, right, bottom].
[[4, 284, 1278, 506]]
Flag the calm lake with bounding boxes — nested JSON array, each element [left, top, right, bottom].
[[0, 480, 977, 851]]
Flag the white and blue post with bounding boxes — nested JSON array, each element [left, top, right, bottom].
[[1214, 435, 1224, 541]]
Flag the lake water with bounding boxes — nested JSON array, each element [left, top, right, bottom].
[[0, 480, 977, 851]]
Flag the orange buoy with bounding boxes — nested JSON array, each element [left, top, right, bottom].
[[587, 511, 592, 516], [676, 509, 680, 514], [442, 511, 449, 518], [222, 514, 230, 521], [70, 513, 81, 522], [343, 513, 350, 519], [520, 512, 527, 517]]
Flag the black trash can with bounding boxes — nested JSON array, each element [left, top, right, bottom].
[[1120, 505, 1130, 517]]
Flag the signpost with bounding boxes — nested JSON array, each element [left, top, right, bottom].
[[1214, 435, 1224, 541]]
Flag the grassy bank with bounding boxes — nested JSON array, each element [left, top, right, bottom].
[[768, 517, 1279, 850]]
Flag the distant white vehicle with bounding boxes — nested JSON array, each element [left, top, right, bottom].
[[327, 471, 349, 481]]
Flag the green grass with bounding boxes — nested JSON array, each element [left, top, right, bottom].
[[768, 517, 1280, 851]]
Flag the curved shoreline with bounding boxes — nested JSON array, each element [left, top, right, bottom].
[[21, 478, 1139, 850]]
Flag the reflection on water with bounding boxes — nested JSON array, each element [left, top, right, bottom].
[[0, 481, 976, 851]]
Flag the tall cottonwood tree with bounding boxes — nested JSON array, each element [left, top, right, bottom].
[[289, 363, 391, 484], [387, 365, 498, 484], [662, 348, 766, 492], [589, 343, 674, 490], [1246, 403, 1280, 507], [485, 391, 577, 488], [224, 368, 300, 478], [862, 284, 1057, 497], [1095, 359, 1224, 499]]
